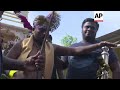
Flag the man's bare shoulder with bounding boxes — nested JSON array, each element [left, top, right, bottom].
[[12, 38, 30, 49], [6, 39, 24, 57], [16, 38, 30, 46]]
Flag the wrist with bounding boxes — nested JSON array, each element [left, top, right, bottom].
[[96, 43, 102, 48], [22, 61, 27, 71], [16, 60, 27, 71]]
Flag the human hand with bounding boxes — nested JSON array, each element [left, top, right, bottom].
[[24, 51, 45, 71], [99, 41, 117, 48]]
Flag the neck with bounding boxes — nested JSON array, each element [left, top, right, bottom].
[[82, 38, 96, 43], [33, 36, 43, 46]]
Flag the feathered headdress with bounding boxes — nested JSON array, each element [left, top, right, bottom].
[[33, 11, 61, 32], [46, 11, 61, 32]]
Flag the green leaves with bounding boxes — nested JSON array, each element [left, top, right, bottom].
[[61, 34, 77, 47]]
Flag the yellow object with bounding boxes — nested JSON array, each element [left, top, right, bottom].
[[9, 70, 17, 78]]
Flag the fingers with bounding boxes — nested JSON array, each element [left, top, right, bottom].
[[27, 55, 45, 69], [114, 41, 120, 44], [36, 58, 45, 63], [35, 59, 45, 70], [25, 58, 34, 65], [32, 51, 41, 58], [100, 41, 117, 47], [36, 55, 45, 69], [38, 54, 45, 59], [106, 42, 117, 47], [37, 55, 45, 65], [26, 51, 45, 71]]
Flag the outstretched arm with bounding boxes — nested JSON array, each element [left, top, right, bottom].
[[14, 11, 33, 33], [54, 41, 117, 56], [3, 52, 44, 71]]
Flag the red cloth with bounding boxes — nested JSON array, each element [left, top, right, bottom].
[[18, 15, 33, 33]]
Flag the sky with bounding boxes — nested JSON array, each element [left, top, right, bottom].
[[28, 11, 120, 45], [2, 11, 120, 45]]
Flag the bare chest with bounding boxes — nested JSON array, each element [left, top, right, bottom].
[[28, 43, 41, 57], [26, 43, 43, 79]]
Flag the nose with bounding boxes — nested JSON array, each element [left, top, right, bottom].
[[87, 27, 92, 31], [39, 26, 47, 33], [87, 26, 95, 32]]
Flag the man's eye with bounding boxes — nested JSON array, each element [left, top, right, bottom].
[[86, 26, 90, 28], [86, 26, 95, 30]]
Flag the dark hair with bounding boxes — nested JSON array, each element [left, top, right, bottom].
[[33, 15, 48, 28], [82, 18, 99, 30], [48, 35, 52, 41]]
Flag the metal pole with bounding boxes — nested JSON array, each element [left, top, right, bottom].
[[36, 11, 55, 79], [101, 46, 110, 79]]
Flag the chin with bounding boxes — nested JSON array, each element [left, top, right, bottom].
[[86, 35, 91, 38], [85, 36, 92, 40]]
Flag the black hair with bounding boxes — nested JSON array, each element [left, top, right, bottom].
[[82, 18, 99, 30], [33, 15, 48, 28], [48, 35, 52, 41]]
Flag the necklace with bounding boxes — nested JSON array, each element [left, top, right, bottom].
[[34, 41, 42, 50]]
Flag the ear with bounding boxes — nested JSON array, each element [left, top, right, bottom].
[[32, 24, 35, 30]]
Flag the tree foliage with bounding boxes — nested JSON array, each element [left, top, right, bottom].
[[61, 34, 77, 47]]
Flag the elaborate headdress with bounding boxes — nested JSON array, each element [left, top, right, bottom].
[[46, 11, 61, 32], [33, 15, 48, 26], [33, 11, 61, 32], [34, 11, 61, 79]]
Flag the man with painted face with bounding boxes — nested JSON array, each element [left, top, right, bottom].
[[62, 18, 120, 79], [6, 15, 117, 79], [0, 11, 44, 78]]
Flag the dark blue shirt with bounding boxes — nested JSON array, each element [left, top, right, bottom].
[[64, 41, 118, 79]]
